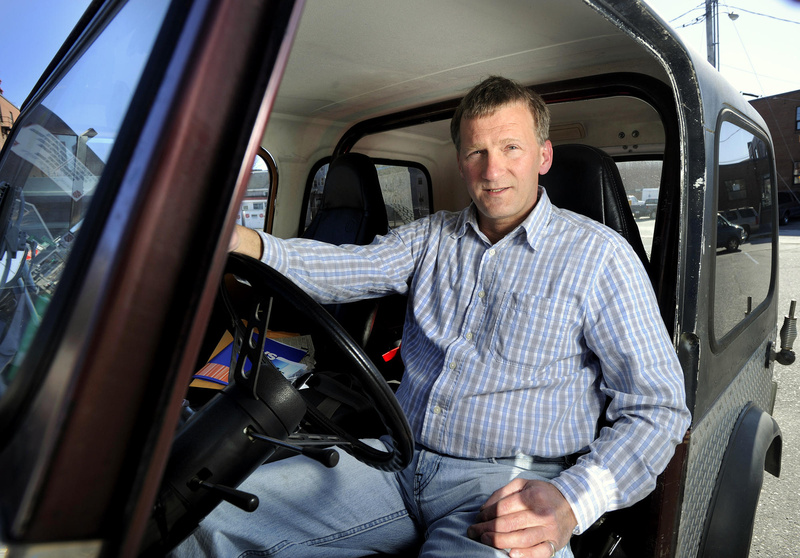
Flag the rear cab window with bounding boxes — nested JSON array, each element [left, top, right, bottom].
[[302, 159, 432, 232], [238, 148, 277, 232]]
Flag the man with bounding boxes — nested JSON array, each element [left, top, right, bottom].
[[177, 76, 690, 557]]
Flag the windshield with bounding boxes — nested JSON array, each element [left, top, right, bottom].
[[0, 0, 170, 402]]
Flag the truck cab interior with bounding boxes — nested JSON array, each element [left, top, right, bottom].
[[0, 1, 786, 557]]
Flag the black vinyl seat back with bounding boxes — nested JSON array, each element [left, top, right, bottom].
[[302, 152, 389, 245], [540, 144, 656, 558], [301, 152, 389, 348], [540, 144, 650, 274]]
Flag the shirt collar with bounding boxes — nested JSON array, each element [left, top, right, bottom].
[[454, 187, 553, 250]]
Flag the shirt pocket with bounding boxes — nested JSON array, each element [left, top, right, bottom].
[[490, 292, 579, 372]]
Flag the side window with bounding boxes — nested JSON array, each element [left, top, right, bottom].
[[713, 118, 775, 341], [303, 159, 432, 231], [237, 148, 276, 232]]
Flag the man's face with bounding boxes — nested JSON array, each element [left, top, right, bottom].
[[457, 102, 553, 241]]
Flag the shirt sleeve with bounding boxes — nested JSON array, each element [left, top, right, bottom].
[[254, 228, 417, 304], [549, 240, 691, 534]]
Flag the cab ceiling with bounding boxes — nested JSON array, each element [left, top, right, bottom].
[[272, 0, 669, 124]]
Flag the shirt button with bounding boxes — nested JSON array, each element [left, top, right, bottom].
[[478, 291, 486, 299], [433, 405, 443, 415], [465, 332, 473, 341], [449, 362, 457, 369], [488, 249, 496, 256]]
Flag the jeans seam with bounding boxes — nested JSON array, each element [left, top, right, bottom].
[[238, 509, 410, 557], [413, 451, 442, 527], [414, 452, 442, 495]]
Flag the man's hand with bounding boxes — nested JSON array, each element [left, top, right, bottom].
[[228, 225, 242, 252], [228, 224, 263, 259], [467, 478, 577, 558]]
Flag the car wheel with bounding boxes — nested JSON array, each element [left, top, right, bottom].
[[726, 237, 740, 252], [780, 212, 790, 226]]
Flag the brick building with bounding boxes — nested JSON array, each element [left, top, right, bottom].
[[0, 92, 20, 151], [750, 89, 800, 196]]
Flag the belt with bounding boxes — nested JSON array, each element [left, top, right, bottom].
[[494, 451, 585, 469]]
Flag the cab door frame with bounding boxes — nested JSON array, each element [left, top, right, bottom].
[[0, 0, 303, 555]]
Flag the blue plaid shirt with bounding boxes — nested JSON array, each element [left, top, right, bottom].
[[257, 188, 690, 533]]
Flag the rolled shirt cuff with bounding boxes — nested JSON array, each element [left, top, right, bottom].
[[549, 462, 617, 535], [255, 230, 290, 274]]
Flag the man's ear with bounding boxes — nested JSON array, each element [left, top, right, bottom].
[[538, 140, 554, 175]]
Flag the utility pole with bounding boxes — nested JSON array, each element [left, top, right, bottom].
[[706, 0, 719, 69]]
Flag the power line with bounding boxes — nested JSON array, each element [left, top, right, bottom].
[[669, 2, 705, 24], [669, 2, 800, 28], [721, 64, 800, 89], [723, 4, 800, 26], [727, 15, 764, 95], [729, 12, 800, 179], [674, 16, 706, 29]]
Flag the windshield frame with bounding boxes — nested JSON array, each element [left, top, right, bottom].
[[0, 0, 303, 550]]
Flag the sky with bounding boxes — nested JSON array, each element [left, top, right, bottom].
[[1, 0, 91, 108], [1, 0, 800, 109], [645, 0, 800, 97]]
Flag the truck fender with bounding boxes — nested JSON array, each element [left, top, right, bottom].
[[698, 403, 782, 558]]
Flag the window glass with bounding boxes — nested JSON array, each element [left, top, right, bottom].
[[713, 120, 774, 340], [304, 161, 431, 231], [0, 0, 169, 401], [238, 150, 274, 231], [616, 159, 663, 256]]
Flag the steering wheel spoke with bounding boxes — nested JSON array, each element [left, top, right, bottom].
[[141, 254, 413, 556], [222, 254, 413, 472]]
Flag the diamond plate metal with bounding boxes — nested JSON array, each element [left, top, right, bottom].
[[676, 341, 775, 557]]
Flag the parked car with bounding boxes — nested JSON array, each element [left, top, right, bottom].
[[717, 213, 745, 251], [778, 191, 800, 225], [628, 195, 652, 219], [643, 198, 658, 219], [720, 207, 759, 240], [0, 1, 793, 558], [640, 187, 659, 219]]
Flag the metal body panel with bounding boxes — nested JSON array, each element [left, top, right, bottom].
[[698, 403, 781, 558], [678, 342, 776, 557], [590, 4, 782, 556]]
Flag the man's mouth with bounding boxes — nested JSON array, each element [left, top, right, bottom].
[[484, 187, 509, 193]]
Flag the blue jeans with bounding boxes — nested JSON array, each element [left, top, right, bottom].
[[173, 442, 575, 557]]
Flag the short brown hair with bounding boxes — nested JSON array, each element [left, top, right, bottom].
[[450, 76, 550, 152]]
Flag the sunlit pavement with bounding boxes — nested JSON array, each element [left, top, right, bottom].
[[751, 222, 800, 557]]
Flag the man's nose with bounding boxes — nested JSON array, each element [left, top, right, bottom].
[[482, 151, 505, 181]]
